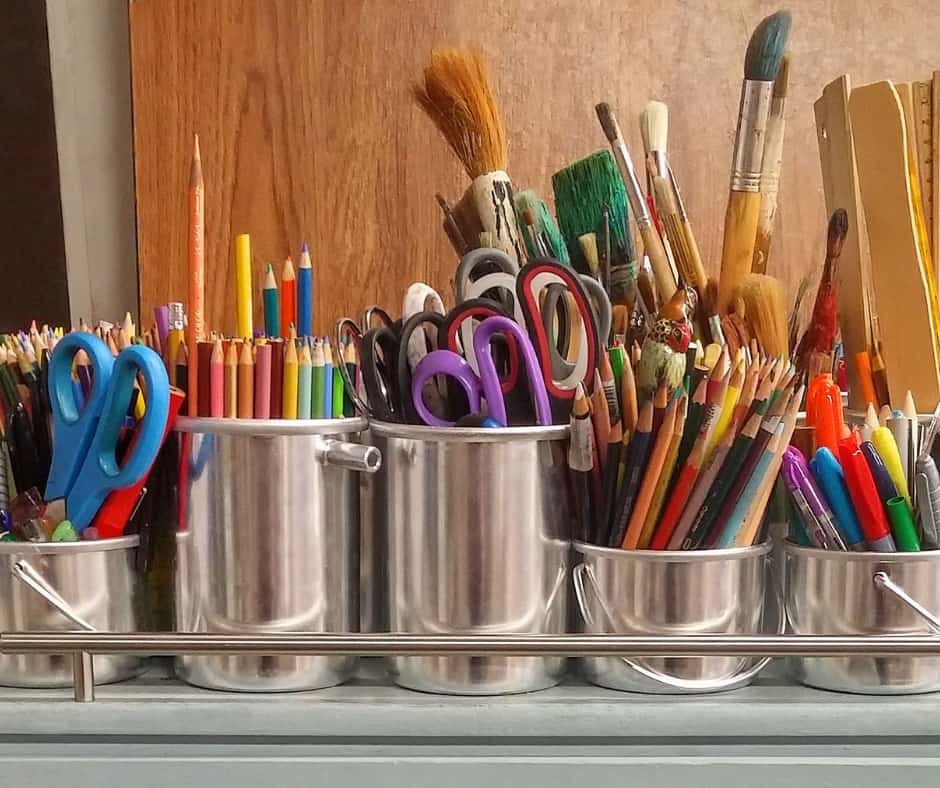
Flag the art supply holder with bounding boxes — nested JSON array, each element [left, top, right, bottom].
[[0, 536, 143, 688], [173, 416, 380, 692], [784, 542, 940, 694], [573, 541, 778, 693], [367, 420, 571, 695]]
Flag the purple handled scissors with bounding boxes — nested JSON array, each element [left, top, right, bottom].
[[410, 316, 551, 427]]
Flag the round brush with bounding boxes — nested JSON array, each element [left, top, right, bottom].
[[717, 10, 791, 313], [413, 48, 524, 262], [738, 273, 789, 361]]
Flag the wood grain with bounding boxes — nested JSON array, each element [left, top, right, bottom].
[[130, 0, 940, 336]]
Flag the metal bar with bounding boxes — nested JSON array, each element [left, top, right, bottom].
[[4, 632, 940, 657], [72, 651, 94, 703]]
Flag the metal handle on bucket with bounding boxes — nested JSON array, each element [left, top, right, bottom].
[[873, 571, 940, 633], [11, 560, 96, 632], [573, 560, 782, 692], [322, 440, 382, 473]]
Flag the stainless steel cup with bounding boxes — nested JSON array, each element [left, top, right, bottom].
[[0, 536, 143, 687], [785, 542, 940, 694], [370, 421, 572, 695], [574, 541, 776, 694], [174, 416, 379, 692]]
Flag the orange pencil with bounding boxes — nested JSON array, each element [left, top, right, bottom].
[[187, 134, 205, 416], [254, 342, 272, 419], [209, 339, 224, 418], [280, 257, 296, 338], [237, 340, 254, 418], [622, 394, 679, 549], [853, 350, 878, 408], [224, 341, 238, 418]]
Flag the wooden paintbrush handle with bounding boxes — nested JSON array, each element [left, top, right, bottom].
[[717, 190, 761, 313], [681, 219, 709, 291], [638, 223, 676, 303]]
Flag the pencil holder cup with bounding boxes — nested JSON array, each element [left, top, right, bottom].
[[0, 536, 144, 688], [368, 421, 572, 695], [173, 416, 380, 692], [574, 541, 778, 694], [784, 542, 940, 694]]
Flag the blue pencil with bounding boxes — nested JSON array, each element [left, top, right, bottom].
[[322, 337, 334, 419], [297, 242, 313, 337]]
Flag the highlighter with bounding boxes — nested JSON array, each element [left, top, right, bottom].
[[838, 437, 896, 552], [871, 426, 912, 505], [810, 447, 865, 549]]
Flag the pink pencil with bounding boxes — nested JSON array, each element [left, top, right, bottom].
[[209, 339, 224, 418], [254, 342, 272, 419]]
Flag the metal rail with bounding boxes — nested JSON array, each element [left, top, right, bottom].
[[4, 632, 940, 703]]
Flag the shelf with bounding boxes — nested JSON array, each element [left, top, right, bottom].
[[2, 660, 940, 786]]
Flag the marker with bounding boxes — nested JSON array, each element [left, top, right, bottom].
[[838, 437, 896, 552], [810, 447, 866, 549]]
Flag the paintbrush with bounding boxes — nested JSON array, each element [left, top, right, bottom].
[[717, 10, 791, 312], [738, 273, 789, 361], [596, 102, 677, 304], [553, 150, 634, 285], [413, 48, 524, 262], [753, 54, 790, 273], [514, 190, 569, 263]]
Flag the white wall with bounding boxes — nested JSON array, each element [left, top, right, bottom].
[[45, 0, 137, 325]]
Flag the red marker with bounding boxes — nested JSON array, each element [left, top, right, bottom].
[[92, 388, 185, 539], [837, 436, 896, 552]]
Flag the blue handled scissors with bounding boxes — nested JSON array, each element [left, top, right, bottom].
[[45, 332, 170, 531]]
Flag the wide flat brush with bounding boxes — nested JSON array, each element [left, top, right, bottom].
[[595, 102, 677, 303], [717, 10, 791, 312], [413, 48, 524, 262], [514, 190, 569, 263]]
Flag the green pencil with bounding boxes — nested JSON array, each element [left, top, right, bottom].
[[297, 342, 312, 419], [311, 339, 325, 418]]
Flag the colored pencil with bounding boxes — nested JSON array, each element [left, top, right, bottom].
[[254, 342, 272, 419], [175, 342, 189, 399], [270, 338, 284, 419], [187, 135, 205, 417], [590, 369, 612, 468], [322, 338, 334, 418], [331, 345, 345, 418], [197, 341, 213, 417], [209, 339, 224, 418], [608, 401, 655, 547], [298, 342, 313, 419], [280, 258, 296, 339], [298, 243, 313, 337], [235, 234, 253, 339], [263, 264, 280, 338], [224, 341, 238, 418], [282, 339, 299, 419], [638, 393, 688, 547], [343, 340, 357, 417], [311, 339, 325, 419], [237, 340, 254, 418], [709, 358, 744, 452], [622, 394, 680, 548]]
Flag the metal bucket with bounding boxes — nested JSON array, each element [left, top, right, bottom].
[[574, 541, 777, 694], [173, 416, 380, 692], [0, 536, 143, 687], [370, 421, 572, 695], [784, 542, 940, 694]]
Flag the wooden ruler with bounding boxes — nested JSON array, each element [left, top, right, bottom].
[[913, 80, 934, 250], [814, 76, 872, 409], [933, 73, 940, 288], [850, 81, 940, 406]]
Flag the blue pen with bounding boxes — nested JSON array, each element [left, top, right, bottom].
[[322, 337, 334, 420], [810, 447, 866, 550], [297, 243, 313, 337]]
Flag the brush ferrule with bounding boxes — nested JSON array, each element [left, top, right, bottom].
[[652, 151, 668, 179], [729, 80, 773, 192], [611, 140, 652, 228]]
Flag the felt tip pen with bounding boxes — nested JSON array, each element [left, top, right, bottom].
[[809, 447, 866, 550], [781, 447, 846, 550], [871, 425, 912, 505], [885, 496, 921, 552], [838, 438, 896, 552], [860, 441, 898, 504]]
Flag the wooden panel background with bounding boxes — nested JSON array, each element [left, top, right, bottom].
[[130, 0, 940, 337]]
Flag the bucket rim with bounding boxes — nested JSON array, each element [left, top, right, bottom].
[[0, 534, 139, 555], [175, 415, 369, 436], [368, 420, 569, 443], [573, 540, 771, 561], [783, 540, 940, 561]]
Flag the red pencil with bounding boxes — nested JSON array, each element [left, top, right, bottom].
[[280, 258, 296, 338]]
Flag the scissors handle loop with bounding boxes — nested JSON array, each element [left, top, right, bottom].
[[411, 350, 483, 428]]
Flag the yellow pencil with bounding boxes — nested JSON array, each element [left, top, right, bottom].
[[709, 358, 744, 453], [282, 339, 299, 419], [235, 233, 253, 339]]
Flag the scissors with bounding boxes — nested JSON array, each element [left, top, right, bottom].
[[411, 316, 551, 427], [45, 332, 170, 532]]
